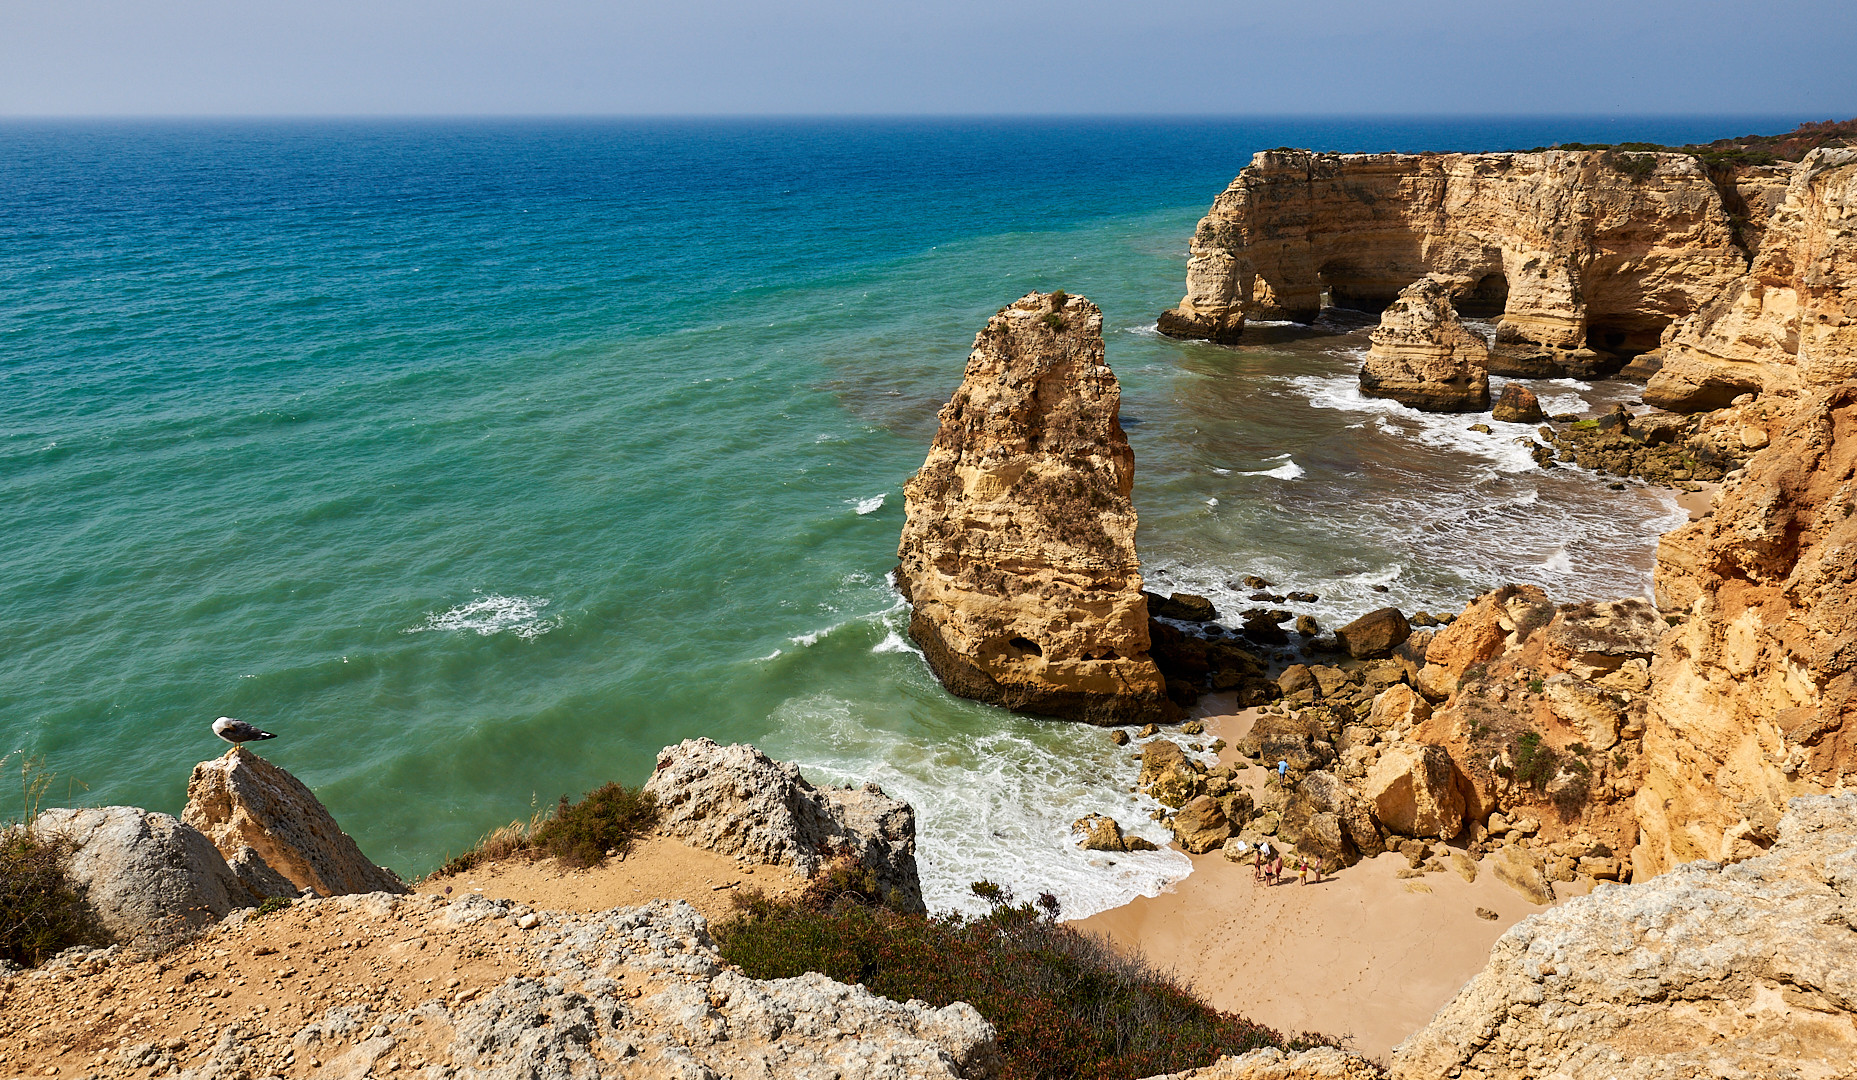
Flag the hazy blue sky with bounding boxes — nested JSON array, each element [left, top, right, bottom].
[[3, 0, 1853, 117]]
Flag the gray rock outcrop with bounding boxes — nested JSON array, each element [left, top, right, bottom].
[[184, 748, 407, 898], [32, 806, 254, 942], [642, 738, 926, 913], [1393, 794, 1857, 1079]]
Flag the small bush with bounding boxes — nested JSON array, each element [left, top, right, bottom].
[[254, 896, 294, 918], [1042, 312, 1068, 331], [1528, 677, 1545, 694], [0, 827, 105, 967], [531, 782, 660, 869], [1048, 290, 1069, 308], [1513, 732, 1559, 791], [432, 781, 659, 877], [716, 876, 1354, 1080]]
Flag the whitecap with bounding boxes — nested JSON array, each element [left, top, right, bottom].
[[760, 696, 1206, 918], [1238, 459, 1305, 480], [1210, 467, 1231, 476], [854, 493, 886, 515], [872, 631, 922, 657], [1206, 497, 1219, 506], [405, 594, 559, 640], [1539, 547, 1573, 574]]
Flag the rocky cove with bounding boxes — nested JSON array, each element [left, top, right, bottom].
[[8, 126, 1857, 1079]]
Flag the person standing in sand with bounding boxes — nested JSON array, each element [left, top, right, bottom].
[[1253, 845, 1265, 881], [1297, 856, 1308, 886]]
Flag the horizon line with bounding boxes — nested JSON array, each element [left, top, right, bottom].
[[0, 110, 1838, 123]]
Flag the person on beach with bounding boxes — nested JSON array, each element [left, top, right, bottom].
[[1311, 856, 1324, 884], [1253, 845, 1265, 881], [1267, 854, 1283, 885], [1277, 759, 1288, 780], [1296, 857, 1308, 886]]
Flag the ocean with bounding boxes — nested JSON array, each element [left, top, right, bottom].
[[0, 116, 1793, 916]]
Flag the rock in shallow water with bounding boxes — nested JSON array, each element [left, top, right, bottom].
[[895, 291, 1174, 725]]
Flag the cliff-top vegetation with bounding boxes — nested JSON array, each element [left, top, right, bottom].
[[716, 859, 1365, 1080], [1523, 117, 1857, 169]]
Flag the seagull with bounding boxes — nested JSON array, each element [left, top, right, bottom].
[[213, 716, 277, 749]]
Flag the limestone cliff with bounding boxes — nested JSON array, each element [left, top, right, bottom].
[[1650, 148, 1857, 411], [1392, 795, 1857, 1079], [1634, 381, 1857, 878], [1160, 149, 1750, 371], [1358, 276, 1490, 411], [897, 291, 1174, 724]]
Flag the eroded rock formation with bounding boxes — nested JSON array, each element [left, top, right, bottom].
[[1392, 795, 1857, 1079], [1358, 277, 1491, 411], [1635, 382, 1857, 877], [1160, 149, 1751, 370], [642, 737, 926, 912], [897, 291, 1174, 724], [184, 748, 407, 899], [1650, 148, 1857, 410], [31, 806, 255, 942]]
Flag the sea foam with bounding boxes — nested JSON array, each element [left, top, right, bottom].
[[406, 594, 559, 640]]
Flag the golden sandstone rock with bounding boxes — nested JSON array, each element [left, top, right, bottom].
[[1160, 149, 1747, 372], [896, 291, 1173, 724], [1635, 382, 1857, 877], [1358, 276, 1491, 411], [1652, 148, 1857, 410]]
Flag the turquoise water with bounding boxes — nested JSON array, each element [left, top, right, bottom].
[[0, 117, 1791, 914]]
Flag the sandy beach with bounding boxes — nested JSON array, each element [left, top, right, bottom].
[[1077, 697, 1588, 1060]]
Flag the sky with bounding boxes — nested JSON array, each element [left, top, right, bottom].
[[2, 0, 1853, 117]]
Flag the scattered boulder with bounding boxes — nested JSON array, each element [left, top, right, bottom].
[[1358, 277, 1492, 412], [1276, 664, 1315, 695], [1542, 675, 1624, 751], [641, 738, 925, 912], [1333, 608, 1411, 659], [1235, 713, 1334, 774], [1170, 795, 1232, 854], [1488, 844, 1554, 906], [895, 291, 1175, 724], [184, 748, 407, 899], [1490, 383, 1546, 423], [1396, 796, 1857, 1080], [31, 807, 256, 942], [1072, 814, 1157, 853], [1364, 745, 1466, 840], [1278, 770, 1382, 867], [1367, 684, 1432, 732], [1147, 591, 1217, 622], [1137, 739, 1203, 808]]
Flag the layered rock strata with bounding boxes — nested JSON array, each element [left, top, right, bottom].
[[897, 291, 1174, 724], [1161, 149, 1751, 368], [184, 747, 407, 899], [1357, 277, 1491, 411], [642, 737, 926, 913], [1635, 381, 1857, 877], [1650, 148, 1857, 410], [1392, 795, 1857, 1079]]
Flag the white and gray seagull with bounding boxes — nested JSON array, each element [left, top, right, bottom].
[[213, 716, 277, 749]]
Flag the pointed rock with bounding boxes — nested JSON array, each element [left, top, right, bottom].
[[896, 291, 1174, 724], [184, 747, 407, 898], [1359, 277, 1491, 412]]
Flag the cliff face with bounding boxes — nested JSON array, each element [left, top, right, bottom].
[[1392, 794, 1857, 1080], [1649, 148, 1857, 411], [897, 292, 1173, 724], [1634, 381, 1857, 877], [1160, 149, 1749, 367]]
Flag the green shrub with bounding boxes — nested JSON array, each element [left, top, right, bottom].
[[531, 782, 660, 869], [715, 877, 1356, 1080], [1042, 312, 1068, 331], [432, 781, 658, 877], [255, 896, 295, 918], [0, 827, 105, 967], [1513, 732, 1559, 791]]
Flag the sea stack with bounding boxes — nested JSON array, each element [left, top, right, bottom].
[[1359, 277, 1492, 412], [896, 291, 1174, 724]]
